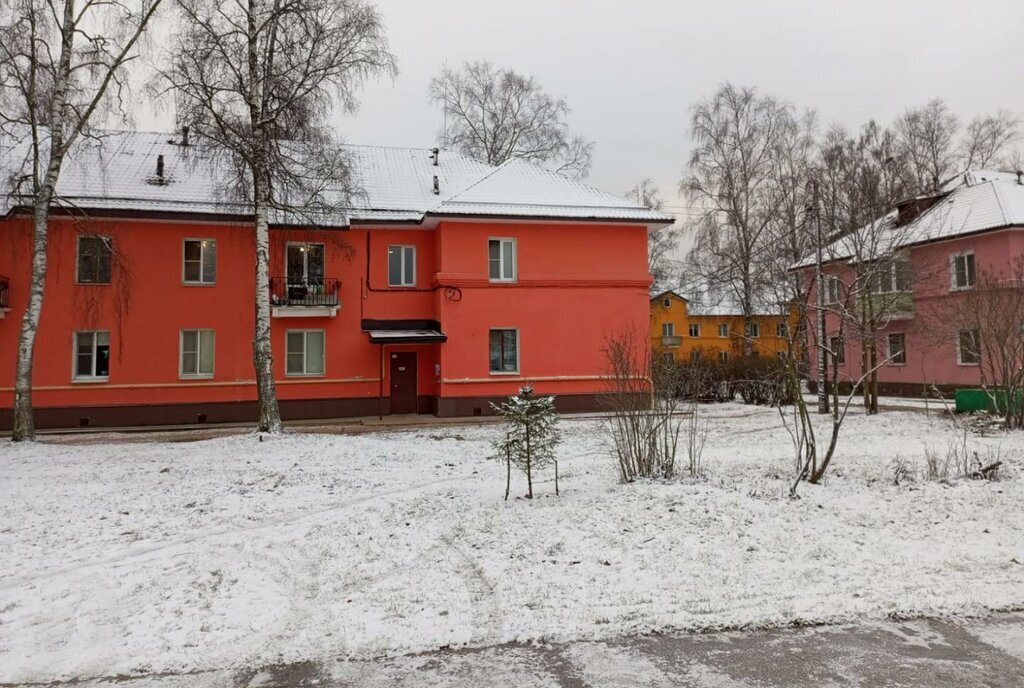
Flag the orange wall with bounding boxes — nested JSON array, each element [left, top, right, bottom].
[[0, 214, 650, 412], [649, 293, 792, 360]]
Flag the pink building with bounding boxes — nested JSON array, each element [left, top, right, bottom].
[[800, 170, 1024, 395]]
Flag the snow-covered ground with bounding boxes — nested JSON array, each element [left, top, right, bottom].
[[1, 404, 1023, 683]]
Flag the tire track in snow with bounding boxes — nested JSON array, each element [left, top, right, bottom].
[[0, 476, 471, 590]]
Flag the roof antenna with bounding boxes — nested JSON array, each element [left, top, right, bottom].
[[432, 175, 440, 195], [431, 147, 439, 166]]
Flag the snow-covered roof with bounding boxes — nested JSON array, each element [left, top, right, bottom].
[[794, 170, 1024, 268], [0, 130, 674, 227]]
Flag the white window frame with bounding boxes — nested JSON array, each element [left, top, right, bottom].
[[286, 242, 326, 283], [75, 235, 112, 285], [662, 322, 675, 337], [718, 350, 729, 363], [72, 330, 110, 381], [180, 329, 215, 378], [956, 328, 980, 366], [718, 323, 729, 338], [182, 238, 217, 285], [688, 323, 700, 337], [662, 352, 674, 364], [387, 245, 416, 287], [747, 322, 761, 338], [285, 329, 326, 377], [776, 322, 788, 338], [488, 237, 517, 282], [662, 297, 671, 308], [824, 275, 841, 305], [950, 251, 976, 291], [829, 335, 845, 365], [489, 327, 520, 375], [886, 332, 906, 366]]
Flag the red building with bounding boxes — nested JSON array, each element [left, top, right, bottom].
[[0, 131, 671, 429]]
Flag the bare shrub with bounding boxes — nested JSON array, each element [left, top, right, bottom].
[[601, 328, 682, 481], [684, 405, 709, 478]]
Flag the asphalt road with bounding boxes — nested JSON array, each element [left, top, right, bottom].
[[36, 612, 1024, 688]]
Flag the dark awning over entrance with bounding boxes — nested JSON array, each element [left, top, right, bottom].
[[363, 319, 447, 344]]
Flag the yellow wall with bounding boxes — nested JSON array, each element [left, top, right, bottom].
[[650, 293, 793, 361]]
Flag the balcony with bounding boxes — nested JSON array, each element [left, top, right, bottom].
[[0, 275, 8, 318], [662, 335, 682, 348], [863, 292, 914, 321], [270, 277, 341, 318]]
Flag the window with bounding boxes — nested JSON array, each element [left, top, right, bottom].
[[180, 330, 215, 377], [950, 252, 976, 290], [388, 245, 416, 287], [690, 350, 700, 362], [286, 243, 325, 285], [662, 352, 674, 364], [957, 329, 980, 366], [489, 329, 519, 373], [718, 351, 729, 363], [776, 322, 788, 338], [662, 322, 675, 337], [746, 322, 760, 338], [829, 336, 845, 365], [872, 260, 910, 294], [718, 324, 729, 338], [286, 330, 325, 376], [777, 351, 788, 361], [183, 239, 216, 284], [74, 331, 110, 380], [488, 238, 516, 281], [824, 275, 841, 304], [887, 332, 906, 365], [662, 297, 671, 308], [688, 324, 700, 337], [77, 236, 112, 284]]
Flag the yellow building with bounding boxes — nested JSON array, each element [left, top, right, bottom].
[[650, 291, 793, 362]]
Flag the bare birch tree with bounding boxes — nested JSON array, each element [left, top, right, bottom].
[[960, 110, 1021, 170], [816, 122, 916, 414], [626, 178, 678, 291], [682, 83, 793, 354], [428, 61, 594, 179], [895, 99, 959, 194], [163, 0, 395, 432], [0, 0, 164, 441]]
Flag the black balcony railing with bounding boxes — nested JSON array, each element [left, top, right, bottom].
[[0, 276, 9, 309], [269, 277, 341, 308]]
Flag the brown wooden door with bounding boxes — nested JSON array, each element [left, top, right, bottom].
[[389, 352, 417, 414]]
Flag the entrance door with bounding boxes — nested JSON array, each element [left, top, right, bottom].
[[390, 352, 417, 414]]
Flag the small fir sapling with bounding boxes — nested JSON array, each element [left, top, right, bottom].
[[492, 385, 562, 499]]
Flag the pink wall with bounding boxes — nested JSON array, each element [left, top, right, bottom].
[[804, 226, 1023, 388]]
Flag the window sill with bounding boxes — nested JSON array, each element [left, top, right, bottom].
[[949, 286, 975, 293], [387, 284, 417, 289], [74, 282, 111, 287], [489, 370, 520, 376], [182, 281, 217, 287], [72, 377, 109, 384], [180, 374, 214, 380], [488, 278, 518, 284], [285, 373, 326, 378], [956, 362, 980, 367]]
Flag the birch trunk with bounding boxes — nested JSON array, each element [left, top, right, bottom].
[[12, 186, 56, 441], [252, 167, 282, 433]]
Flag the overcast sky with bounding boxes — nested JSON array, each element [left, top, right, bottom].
[[342, 0, 1024, 215], [149, 0, 1024, 219]]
